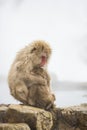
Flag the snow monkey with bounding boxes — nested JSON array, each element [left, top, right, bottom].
[[8, 40, 55, 110]]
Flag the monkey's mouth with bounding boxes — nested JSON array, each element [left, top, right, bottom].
[[40, 56, 47, 67]]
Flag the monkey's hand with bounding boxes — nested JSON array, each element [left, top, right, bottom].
[[46, 94, 56, 110], [52, 93, 56, 101]]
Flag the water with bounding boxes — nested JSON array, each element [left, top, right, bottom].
[[0, 80, 87, 107], [55, 90, 87, 107]]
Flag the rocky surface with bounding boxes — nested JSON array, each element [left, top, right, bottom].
[[0, 104, 87, 130], [0, 104, 53, 130], [56, 104, 87, 130], [0, 123, 30, 130]]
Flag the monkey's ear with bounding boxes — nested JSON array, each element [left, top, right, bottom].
[[30, 47, 37, 53]]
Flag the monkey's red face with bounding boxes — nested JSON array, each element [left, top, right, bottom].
[[40, 55, 47, 67]]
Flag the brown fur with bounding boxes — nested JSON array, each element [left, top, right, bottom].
[[8, 40, 55, 110]]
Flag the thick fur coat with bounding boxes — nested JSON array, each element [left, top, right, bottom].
[[8, 40, 55, 110]]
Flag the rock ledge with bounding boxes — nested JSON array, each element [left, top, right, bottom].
[[0, 104, 87, 130]]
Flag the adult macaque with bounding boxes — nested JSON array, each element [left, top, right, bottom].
[[8, 40, 55, 110]]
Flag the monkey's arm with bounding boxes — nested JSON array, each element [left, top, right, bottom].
[[23, 74, 47, 87], [15, 62, 47, 87], [41, 87, 55, 101]]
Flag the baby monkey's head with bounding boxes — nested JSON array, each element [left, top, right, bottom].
[[29, 40, 52, 68]]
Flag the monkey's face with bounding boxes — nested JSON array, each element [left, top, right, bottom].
[[40, 54, 47, 67], [30, 40, 51, 68]]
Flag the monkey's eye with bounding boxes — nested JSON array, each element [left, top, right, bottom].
[[30, 47, 37, 53]]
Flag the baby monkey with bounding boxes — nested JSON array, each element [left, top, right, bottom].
[[8, 40, 55, 110]]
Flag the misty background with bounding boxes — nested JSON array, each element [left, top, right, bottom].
[[0, 0, 87, 107]]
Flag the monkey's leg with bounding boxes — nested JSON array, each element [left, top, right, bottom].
[[27, 85, 37, 106], [14, 82, 28, 104], [36, 86, 55, 110]]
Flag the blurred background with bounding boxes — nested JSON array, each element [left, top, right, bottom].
[[0, 0, 87, 107]]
